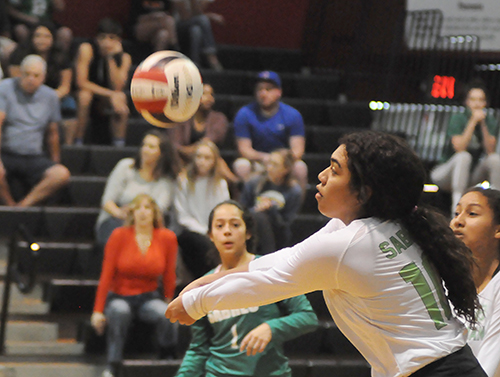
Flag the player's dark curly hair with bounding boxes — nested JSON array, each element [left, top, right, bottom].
[[339, 130, 480, 325]]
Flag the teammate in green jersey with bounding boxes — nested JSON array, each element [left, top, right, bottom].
[[175, 200, 318, 377]]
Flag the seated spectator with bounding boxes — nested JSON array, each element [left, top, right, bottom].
[[450, 187, 500, 377], [7, 0, 73, 54], [8, 20, 76, 144], [91, 193, 178, 377], [431, 82, 500, 215], [240, 149, 302, 255], [169, 83, 238, 182], [174, 140, 230, 279], [0, 0, 16, 73], [170, 0, 223, 70], [174, 199, 318, 377], [129, 0, 178, 55], [95, 130, 180, 247], [74, 18, 131, 146], [0, 54, 70, 206], [232, 71, 308, 192]]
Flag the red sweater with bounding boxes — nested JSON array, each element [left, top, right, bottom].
[[94, 226, 178, 313]]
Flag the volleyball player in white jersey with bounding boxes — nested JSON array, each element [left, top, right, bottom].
[[166, 131, 486, 377], [451, 187, 500, 377]]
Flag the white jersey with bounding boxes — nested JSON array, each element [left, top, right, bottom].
[[183, 217, 467, 377], [467, 270, 500, 377]]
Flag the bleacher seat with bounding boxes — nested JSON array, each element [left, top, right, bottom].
[[303, 154, 330, 183], [200, 69, 247, 95], [61, 145, 90, 175], [306, 291, 330, 320], [308, 358, 370, 377], [45, 278, 98, 313], [89, 146, 138, 176], [326, 102, 372, 128], [306, 125, 354, 154], [217, 45, 302, 73], [290, 214, 329, 244], [286, 98, 328, 125], [119, 360, 181, 377], [0, 207, 43, 238], [42, 207, 99, 240], [17, 241, 94, 277], [293, 75, 341, 100], [66, 176, 107, 207], [125, 118, 155, 147], [320, 322, 361, 357]]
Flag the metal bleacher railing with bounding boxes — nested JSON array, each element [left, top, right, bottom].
[[371, 103, 500, 166]]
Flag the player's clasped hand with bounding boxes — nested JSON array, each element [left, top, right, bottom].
[[165, 296, 196, 325], [239, 323, 272, 356]]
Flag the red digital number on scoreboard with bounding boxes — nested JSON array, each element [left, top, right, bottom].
[[431, 75, 455, 99]]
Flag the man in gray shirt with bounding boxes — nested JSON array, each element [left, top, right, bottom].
[[0, 54, 70, 206]]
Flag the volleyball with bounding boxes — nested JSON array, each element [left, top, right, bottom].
[[130, 51, 203, 128]]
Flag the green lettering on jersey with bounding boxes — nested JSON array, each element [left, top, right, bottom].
[[389, 236, 407, 254], [399, 261, 448, 330], [379, 241, 397, 259], [396, 230, 413, 248]]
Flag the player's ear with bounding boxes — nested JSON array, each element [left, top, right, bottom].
[[493, 224, 500, 240], [358, 185, 372, 205]]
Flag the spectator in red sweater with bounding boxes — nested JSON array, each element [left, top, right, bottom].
[[91, 193, 178, 377]]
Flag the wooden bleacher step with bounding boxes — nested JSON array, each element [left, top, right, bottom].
[[1, 362, 106, 377]]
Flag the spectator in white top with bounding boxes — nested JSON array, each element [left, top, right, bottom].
[[174, 139, 230, 279], [95, 130, 180, 247]]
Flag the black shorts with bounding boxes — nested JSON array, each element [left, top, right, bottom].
[[410, 345, 486, 377], [1, 152, 56, 187]]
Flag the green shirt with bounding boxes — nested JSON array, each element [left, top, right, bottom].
[[175, 263, 318, 377], [441, 109, 499, 163]]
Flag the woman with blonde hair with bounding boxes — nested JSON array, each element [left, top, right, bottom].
[[240, 148, 302, 254], [91, 193, 178, 377], [174, 140, 230, 279]]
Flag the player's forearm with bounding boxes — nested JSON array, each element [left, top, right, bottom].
[[182, 269, 304, 320]]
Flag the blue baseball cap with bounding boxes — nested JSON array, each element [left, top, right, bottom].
[[256, 71, 281, 88]]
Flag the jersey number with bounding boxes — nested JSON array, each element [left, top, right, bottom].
[[230, 324, 238, 349], [399, 259, 452, 330]]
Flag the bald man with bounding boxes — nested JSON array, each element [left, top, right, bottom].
[[0, 54, 70, 206]]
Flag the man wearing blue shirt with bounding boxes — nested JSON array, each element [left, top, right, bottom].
[[233, 71, 307, 189]]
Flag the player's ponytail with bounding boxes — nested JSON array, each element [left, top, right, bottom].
[[401, 206, 479, 325]]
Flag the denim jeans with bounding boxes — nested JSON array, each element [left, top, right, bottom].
[[104, 291, 178, 364], [177, 14, 217, 64]]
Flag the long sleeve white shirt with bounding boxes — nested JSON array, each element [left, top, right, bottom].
[[182, 217, 467, 377]]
